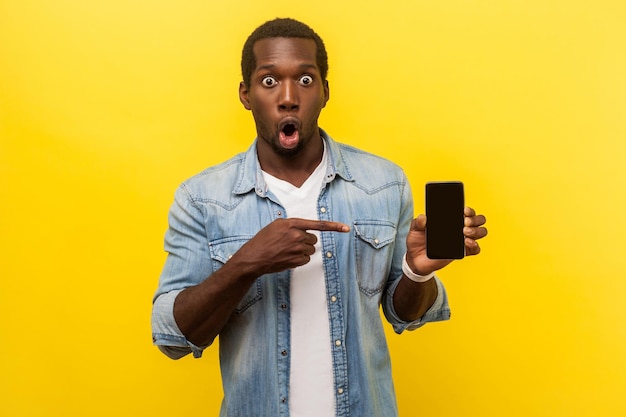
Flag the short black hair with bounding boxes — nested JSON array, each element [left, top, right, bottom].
[[241, 18, 328, 88]]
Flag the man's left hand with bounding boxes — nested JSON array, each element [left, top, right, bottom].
[[405, 207, 488, 276]]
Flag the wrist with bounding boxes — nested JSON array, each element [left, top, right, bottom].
[[402, 254, 435, 283]]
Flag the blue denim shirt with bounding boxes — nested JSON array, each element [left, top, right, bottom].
[[152, 130, 451, 417]]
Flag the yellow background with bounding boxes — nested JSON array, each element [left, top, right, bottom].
[[1, 1, 625, 416]]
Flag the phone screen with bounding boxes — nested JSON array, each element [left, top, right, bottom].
[[425, 182, 465, 259]]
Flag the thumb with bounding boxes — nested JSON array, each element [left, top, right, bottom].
[[411, 214, 427, 232]]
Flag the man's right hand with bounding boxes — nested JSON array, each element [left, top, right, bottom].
[[233, 218, 351, 277]]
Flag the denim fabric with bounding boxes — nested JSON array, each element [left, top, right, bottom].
[[152, 130, 451, 417]]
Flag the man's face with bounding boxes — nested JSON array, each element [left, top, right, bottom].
[[239, 37, 329, 157]]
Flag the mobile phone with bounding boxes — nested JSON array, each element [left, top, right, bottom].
[[425, 181, 465, 259]]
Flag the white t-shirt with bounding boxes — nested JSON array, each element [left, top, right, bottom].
[[262, 147, 335, 417]]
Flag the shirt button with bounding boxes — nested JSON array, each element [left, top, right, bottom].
[[280, 304, 287, 310], [374, 238, 379, 244], [338, 388, 344, 394], [330, 295, 337, 302], [320, 207, 327, 213], [281, 350, 288, 356], [326, 252, 333, 258], [277, 211, 282, 216], [335, 340, 342, 347], [281, 397, 287, 403]]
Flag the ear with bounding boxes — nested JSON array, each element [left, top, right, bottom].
[[322, 80, 330, 108], [239, 81, 251, 110]]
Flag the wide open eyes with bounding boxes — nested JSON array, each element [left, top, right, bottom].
[[260, 75, 314, 87], [298, 75, 313, 86], [261, 75, 277, 87]]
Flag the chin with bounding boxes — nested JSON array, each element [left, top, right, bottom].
[[274, 143, 304, 157]]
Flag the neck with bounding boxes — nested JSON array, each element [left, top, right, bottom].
[[258, 136, 324, 188]]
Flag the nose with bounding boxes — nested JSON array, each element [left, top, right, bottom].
[[278, 81, 298, 111]]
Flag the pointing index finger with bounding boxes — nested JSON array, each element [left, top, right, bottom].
[[291, 218, 350, 233]]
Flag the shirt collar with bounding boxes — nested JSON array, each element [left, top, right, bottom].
[[232, 128, 354, 196]]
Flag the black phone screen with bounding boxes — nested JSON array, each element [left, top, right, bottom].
[[425, 182, 465, 259]]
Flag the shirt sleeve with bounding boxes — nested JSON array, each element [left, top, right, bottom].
[[151, 184, 213, 359]]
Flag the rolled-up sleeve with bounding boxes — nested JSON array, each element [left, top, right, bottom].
[[384, 276, 451, 334], [151, 289, 207, 359]]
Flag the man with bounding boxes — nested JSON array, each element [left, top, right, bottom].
[[152, 18, 487, 417]]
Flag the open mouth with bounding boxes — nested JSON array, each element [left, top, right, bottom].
[[278, 119, 300, 149], [282, 123, 297, 137]]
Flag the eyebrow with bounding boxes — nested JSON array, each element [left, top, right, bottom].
[[256, 63, 318, 72]]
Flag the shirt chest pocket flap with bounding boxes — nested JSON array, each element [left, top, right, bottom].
[[209, 236, 262, 314], [353, 221, 397, 296]]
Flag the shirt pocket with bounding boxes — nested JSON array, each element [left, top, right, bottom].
[[353, 220, 397, 296], [209, 236, 262, 314]]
